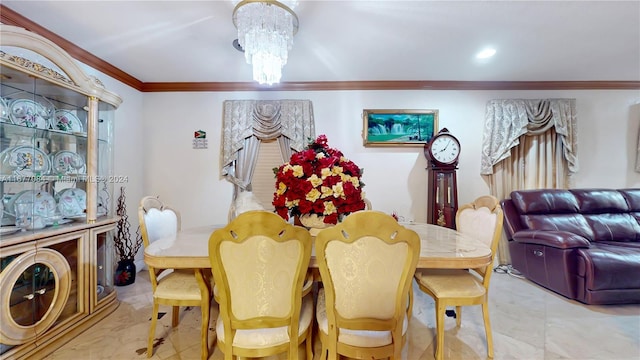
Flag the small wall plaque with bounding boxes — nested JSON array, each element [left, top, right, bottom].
[[193, 130, 208, 149]]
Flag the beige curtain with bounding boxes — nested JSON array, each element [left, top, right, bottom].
[[221, 100, 315, 190], [481, 99, 578, 264]]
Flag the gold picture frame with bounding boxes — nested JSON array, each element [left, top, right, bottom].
[[362, 109, 439, 147]]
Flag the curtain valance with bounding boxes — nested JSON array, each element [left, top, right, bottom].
[[481, 99, 579, 175], [221, 99, 315, 177]]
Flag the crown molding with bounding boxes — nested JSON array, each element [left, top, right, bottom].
[[140, 80, 640, 92], [3, 5, 639, 93]]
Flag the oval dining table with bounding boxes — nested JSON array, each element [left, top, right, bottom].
[[144, 222, 492, 270], [143, 222, 492, 360]]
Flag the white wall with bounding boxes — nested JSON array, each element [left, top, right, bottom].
[[53, 74, 640, 266], [79, 64, 146, 267], [141, 89, 640, 228]]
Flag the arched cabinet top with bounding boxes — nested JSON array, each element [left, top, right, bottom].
[[0, 24, 122, 108]]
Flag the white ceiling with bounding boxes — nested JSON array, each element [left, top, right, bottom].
[[3, 0, 640, 84]]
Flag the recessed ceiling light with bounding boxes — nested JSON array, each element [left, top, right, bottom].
[[476, 48, 496, 59]]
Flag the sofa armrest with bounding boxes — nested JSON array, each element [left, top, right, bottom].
[[512, 230, 591, 249]]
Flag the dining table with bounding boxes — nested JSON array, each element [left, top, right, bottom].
[[143, 221, 492, 359], [143, 222, 492, 271]]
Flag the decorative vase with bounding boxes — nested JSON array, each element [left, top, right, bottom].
[[299, 213, 334, 236], [115, 259, 136, 286]]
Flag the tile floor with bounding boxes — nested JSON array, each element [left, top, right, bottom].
[[44, 270, 640, 360]]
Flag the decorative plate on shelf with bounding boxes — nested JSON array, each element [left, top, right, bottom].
[[8, 190, 57, 219], [67, 214, 87, 222], [56, 188, 86, 217], [0, 145, 51, 176], [44, 214, 66, 226], [0, 97, 9, 123], [33, 191, 58, 219], [0, 226, 21, 236], [54, 109, 83, 133], [8, 99, 50, 129], [4, 190, 28, 218], [51, 150, 85, 175]]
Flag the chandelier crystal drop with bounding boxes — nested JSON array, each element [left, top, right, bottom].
[[233, 0, 299, 85]]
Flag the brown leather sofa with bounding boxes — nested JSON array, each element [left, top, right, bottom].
[[502, 188, 640, 305]]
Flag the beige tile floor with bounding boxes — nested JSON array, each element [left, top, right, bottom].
[[44, 270, 640, 360]]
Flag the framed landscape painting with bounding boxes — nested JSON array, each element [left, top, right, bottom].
[[363, 109, 439, 147]]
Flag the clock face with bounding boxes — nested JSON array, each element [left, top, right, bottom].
[[430, 134, 460, 164]]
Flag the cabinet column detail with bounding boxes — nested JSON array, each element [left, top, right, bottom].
[[86, 96, 98, 223]]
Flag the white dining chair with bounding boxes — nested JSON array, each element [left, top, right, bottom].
[[139, 196, 211, 360]]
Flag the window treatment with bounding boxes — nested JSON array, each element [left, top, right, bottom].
[[221, 99, 315, 193], [481, 99, 578, 264]]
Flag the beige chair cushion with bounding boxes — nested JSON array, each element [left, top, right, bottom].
[[212, 273, 310, 302], [416, 270, 486, 298], [325, 236, 409, 319], [220, 235, 300, 319], [216, 295, 313, 348], [316, 288, 408, 347], [154, 271, 202, 301]]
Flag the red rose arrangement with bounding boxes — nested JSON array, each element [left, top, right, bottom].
[[273, 135, 366, 224]]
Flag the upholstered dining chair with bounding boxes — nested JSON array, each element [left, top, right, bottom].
[[314, 210, 420, 360], [138, 196, 211, 359], [414, 195, 504, 360], [208, 210, 314, 360]]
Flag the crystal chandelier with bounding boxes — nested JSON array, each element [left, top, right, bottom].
[[233, 0, 299, 85]]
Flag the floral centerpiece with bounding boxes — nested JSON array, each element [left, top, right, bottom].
[[273, 135, 366, 225]]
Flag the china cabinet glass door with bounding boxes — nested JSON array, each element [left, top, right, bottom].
[[91, 224, 116, 308], [1, 64, 93, 231], [0, 236, 81, 350]]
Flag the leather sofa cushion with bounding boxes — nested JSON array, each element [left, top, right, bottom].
[[621, 189, 640, 225], [512, 189, 640, 242], [577, 243, 640, 290], [571, 189, 629, 214], [522, 213, 594, 241], [583, 213, 640, 242], [511, 189, 579, 214], [620, 189, 640, 211], [512, 230, 590, 248]]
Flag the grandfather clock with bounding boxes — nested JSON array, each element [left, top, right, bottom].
[[424, 128, 460, 229]]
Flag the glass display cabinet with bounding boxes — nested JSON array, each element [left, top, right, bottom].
[[0, 25, 122, 359]]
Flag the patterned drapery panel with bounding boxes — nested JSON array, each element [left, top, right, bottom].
[[481, 99, 578, 176], [221, 99, 315, 180], [481, 98, 578, 265]]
